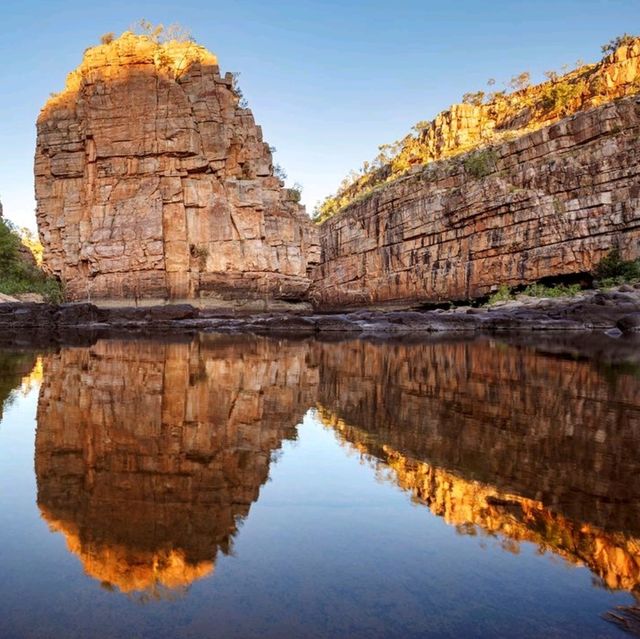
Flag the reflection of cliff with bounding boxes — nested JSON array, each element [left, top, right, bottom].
[[35, 336, 317, 595], [31, 334, 640, 598], [320, 409, 640, 593], [315, 339, 640, 536]]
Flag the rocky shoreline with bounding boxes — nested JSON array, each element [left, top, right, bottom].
[[1, 286, 639, 337]]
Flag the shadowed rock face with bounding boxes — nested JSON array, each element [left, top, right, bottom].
[[312, 95, 640, 308], [31, 335, 640, 596], [35, 336, 318, 595], [35, 33, 319, 307]]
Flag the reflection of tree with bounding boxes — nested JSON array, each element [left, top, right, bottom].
[[0, 351, 39, 421]]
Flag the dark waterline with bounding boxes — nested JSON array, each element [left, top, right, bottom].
[[0, 333, 639, 638]]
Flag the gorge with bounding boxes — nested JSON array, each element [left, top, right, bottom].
[[32, 33, 640, 312]]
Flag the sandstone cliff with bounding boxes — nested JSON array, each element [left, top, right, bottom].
[[35, 33, 319, 307], [317, 38, 640, 220], [312, 96, 640, 308]]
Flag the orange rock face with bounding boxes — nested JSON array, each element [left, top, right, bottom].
[[35, 34, 319, 307], [312, 95, 640, 308]]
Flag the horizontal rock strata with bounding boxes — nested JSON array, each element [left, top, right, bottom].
[[35, 33, 319, 307], [312, 96, 640, 308]]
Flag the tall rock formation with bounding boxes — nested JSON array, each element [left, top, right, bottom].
[[312, 96, 640, 307], [35, 33, 319, 307]]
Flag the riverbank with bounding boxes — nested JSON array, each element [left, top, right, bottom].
[[1, 286, 639, 336]]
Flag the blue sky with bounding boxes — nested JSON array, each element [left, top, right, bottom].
[[0, 0, 637, 229]]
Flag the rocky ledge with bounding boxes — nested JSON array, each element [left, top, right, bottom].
[[1, 286, 639, 336]]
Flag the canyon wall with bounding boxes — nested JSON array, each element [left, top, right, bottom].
[[312, 96, 640, 308], [35, 33, 319, 307], [35, 336, 317, 594]]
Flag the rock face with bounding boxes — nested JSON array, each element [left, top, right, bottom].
[[312, 96, 640, 308], [35, 33, 319, 307], [316, 38, 640, 221]]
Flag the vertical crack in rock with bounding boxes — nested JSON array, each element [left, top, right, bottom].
[[35, 33, 320, 308]]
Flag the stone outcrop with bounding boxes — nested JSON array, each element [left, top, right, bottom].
[[35, 33, 319, 307], [312, 95, 640, 308], [35, 335, 317, 594]]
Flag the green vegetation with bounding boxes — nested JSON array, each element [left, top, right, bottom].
[[592, 248, 640, 287], [0, 219, 62, 303], [540, 78, 585, 115], [287, 183, 303, 203], [601, 33, 636, 55], [487, 282, 582, 305], [131, 20, 193, 44], [230, 72, 249, 109], [273, 163, 287, 181], [463, 148, 498, 178], [522, 282, 582, 297], [487, 285, 513, 305]]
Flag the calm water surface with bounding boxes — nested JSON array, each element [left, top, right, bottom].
[[0, 333, 639, 638]]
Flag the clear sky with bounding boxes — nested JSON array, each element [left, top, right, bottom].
[[0, 0, 637, 229]]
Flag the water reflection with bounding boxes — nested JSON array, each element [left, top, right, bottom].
[[0, 350, 40, 420], [35, 336, 317, 597], [30, 334, 640, 605]]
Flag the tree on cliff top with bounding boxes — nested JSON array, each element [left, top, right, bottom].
[[131, 20, 194, 44], [601, 33, 636, 55]]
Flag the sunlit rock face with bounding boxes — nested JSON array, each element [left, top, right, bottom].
[[35, 33, 319, 306], [35, 336, 318, 595], [312, 93, 640, 308]]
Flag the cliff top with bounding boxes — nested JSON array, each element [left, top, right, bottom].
[[41, 31, 219, 117], [315, 34, 640, 222]]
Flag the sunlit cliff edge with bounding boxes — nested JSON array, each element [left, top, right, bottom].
[[316, 37, 640, 221], [35, 32, 319, 306]]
